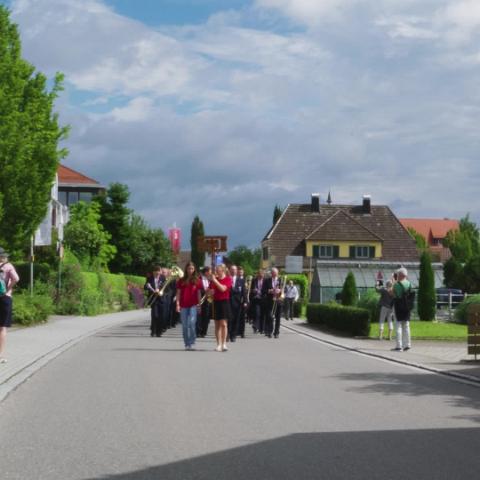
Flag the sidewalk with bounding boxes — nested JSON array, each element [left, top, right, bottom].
[[0, 309, 147, 402], [283, 320, 480, 385]]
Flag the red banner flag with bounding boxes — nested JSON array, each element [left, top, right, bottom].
[[169, 227, 181, 255]]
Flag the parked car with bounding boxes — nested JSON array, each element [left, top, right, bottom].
[[436, 288, 464, 309]]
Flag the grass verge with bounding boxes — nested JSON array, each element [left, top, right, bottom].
[[369, 320, 467, 341]]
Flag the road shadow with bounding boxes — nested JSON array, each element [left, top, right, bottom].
[[334, 371, 480, 423], [83, 429, 480, 480]]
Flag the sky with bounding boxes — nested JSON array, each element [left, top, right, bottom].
[[3, 0, 480, 249]]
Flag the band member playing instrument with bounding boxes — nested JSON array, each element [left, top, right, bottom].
[[144, 265, 167, 337], [228, 265, 245, 342], [250, 269, 266, 334], [176, 262, 202, 350], [262, 267, 283, 338], [198, 266, 212, 337], [236, 266, 248, 339], [209, 264, 232, 352]]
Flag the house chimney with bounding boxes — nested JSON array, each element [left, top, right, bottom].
[[311, 193, 320, 213], [362, 195, 371, 214]]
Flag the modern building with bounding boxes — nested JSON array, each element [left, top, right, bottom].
[[57, 164, 106, 207], [399, 218, 459, 262]]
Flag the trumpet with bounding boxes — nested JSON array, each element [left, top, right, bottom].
[[271, 275, 287, 316], [146, 265, 184, 307]]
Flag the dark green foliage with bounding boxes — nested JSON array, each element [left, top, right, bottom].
[[63, 201, 116, 271], [273, 204, 283, 225], [306, 303, 370, 336], [14, 262, 53, 290], [285, 273, 309, 299], [228, 245, 261, 276], [95, 183, 132, 273], [13, 293, 54, 325], [417, 251, 436, 320], [0, 7, 69, 254], [357, 289, 380, 323], [293, 298, 308, 318], [444, 257, 465, 289], [444, 214, 480, 262], [407, 227, 428, 252], [190, 215, 205, 268], [455, 294, 480, 324], [341, 272, 357, 306]]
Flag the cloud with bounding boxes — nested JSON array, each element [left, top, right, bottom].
[[9, 0, 480, 248]]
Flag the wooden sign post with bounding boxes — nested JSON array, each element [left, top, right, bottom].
[[197, 236, 228, 270], [467, 304, 480, 361]]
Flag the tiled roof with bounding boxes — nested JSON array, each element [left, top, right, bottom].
[[306, 210, 383, 242], [263, 203, 419, 264], [400, 218, 459, 240], [58, 164, 101, 186]]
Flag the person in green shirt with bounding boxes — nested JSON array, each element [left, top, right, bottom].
[[392, 267, 412, 352]]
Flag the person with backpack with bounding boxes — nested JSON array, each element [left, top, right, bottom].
[[392, 267, 414, 352], [0, 247, 20, 363]]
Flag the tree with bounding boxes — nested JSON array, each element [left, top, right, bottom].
[[63, 202, 116, 271], [444, 214, 480, 262], [190, 215, 205, 268], [463, 255, 480, 293], [273, 204, 283, 225], [0, 6, 69, 254], [443, 257, 464, 289], [96, 183, 132, 273], [417, 251, 436, 321], [341, 272, 357, 306], [228, 245, 261, 276], [407, 227, 428, 253]]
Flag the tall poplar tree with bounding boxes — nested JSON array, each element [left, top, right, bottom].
[[417, 251, 436, 321], [0, 6, 69, 254], [190, 215, 205, 268], [273, 204, 283, 225]]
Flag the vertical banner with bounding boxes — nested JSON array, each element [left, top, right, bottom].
[[168, 227, 181, 256]]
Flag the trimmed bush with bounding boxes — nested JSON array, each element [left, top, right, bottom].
[[99, 273, 131, 311], [80, 272, 105, 315], [15, 262, 53, 291], [358, 289, 380, 323], [307, 302, 370, 336], [12, 293, 54, 326], [126, 275, 146, 309], [455, 294, 480, 324], [285, 274, 309, 299], [293, 298, 308, 318], [341, 272, 357, 306]]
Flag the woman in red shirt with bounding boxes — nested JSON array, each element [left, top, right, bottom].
[[208, 264, 233, 352], [176, 262, 202, 350]]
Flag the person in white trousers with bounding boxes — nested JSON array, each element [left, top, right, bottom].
[[392, 268, 412, 351]]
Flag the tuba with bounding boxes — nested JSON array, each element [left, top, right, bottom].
[[146, 265, 184, 307]]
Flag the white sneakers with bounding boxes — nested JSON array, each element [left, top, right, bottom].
[[0, 357, 7, 364], [215, 345, 223, 352], [222, 343, 228, 352]]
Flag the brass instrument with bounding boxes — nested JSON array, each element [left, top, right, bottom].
[[146, 265, 184, 307], [271, 275, 287, 316], [245, 275, 253, 301]]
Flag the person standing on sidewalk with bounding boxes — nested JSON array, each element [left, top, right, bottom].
[[393, 267, 414, 351], [376, 280, 394, 340], [284, 280, 299, 320], [176, 262, 202, 351], [0, 247, 20, 364]]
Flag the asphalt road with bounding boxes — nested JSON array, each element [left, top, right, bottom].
[[1, 316, 480, 479]]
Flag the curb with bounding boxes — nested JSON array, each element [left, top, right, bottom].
[[282, 323, 480, 388], [0, 318, 133, 403]]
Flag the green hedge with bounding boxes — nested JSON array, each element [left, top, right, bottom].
[[293, 298, 308, 318], [307, 302, 370, 336], [14, 262, 53, 291], [455, 295, 480, 324], [284, 274, 309, 299], [358, 289, 380, 323], [13, 293, 54, 326]]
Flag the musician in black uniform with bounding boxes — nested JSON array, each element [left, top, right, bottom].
[[228, 265, 245, 342], [236, 266, 249, 338], [262, 267, 283, 339], [250, 269, 266, 334], [198, 266, 212, 337], [144, 265, 167, 337]]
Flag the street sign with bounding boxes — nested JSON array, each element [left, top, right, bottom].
[[285, 256, 303, 273]]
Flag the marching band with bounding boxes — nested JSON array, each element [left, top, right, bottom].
[[144, 263, 296, 350]]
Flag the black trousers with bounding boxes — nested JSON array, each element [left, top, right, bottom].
[[252, 298, 265, 333], [229, 296, 242, 341], [150, 300, 166, 336], [198, 301, 212, 336], [237, 305, 246, 337], [265, 300, 281, 336]]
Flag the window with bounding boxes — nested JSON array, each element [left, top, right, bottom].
[[262, 247, 269, 261], [58, 191, 67, 205], [349, 246, 376, 259], [79, 191, 93, 202], [313, 245, 339, 259], [68, 191, 79, 205]]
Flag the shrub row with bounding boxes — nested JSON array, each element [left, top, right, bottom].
[[455, 294, 480, 324], [13, 293, 54, 326], [307, 302, 370, 336]]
